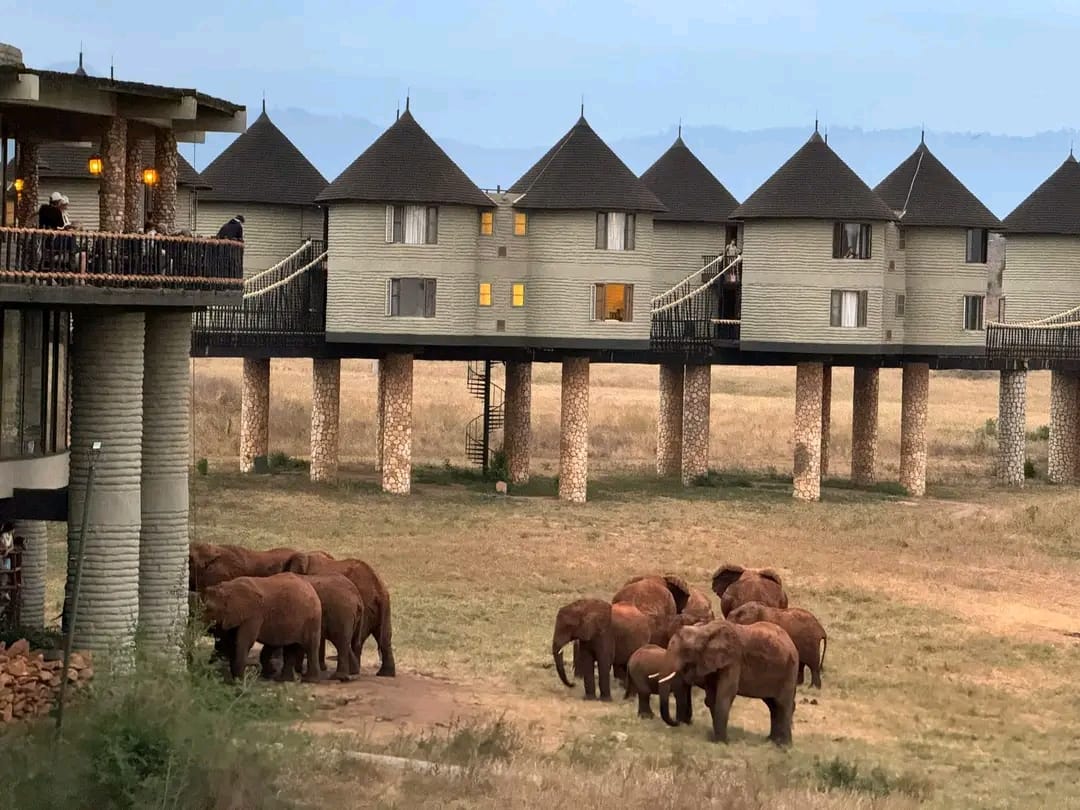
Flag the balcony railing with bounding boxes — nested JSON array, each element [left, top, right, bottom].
[[0, 227, 243, 291]]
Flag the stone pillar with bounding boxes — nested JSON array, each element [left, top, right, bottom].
[[503, 360, 532, 484], [14, 520, 47, 629], [793, 363, 824, 502], [374, 360, 384, 473], [820, 365, 832, 479], [899, 363, 930, 497], [1048, 371, 1080, 485], [99, 117, 127, 232], [152, 128, 178, 233], [139, 311, 190, 652], [15, 140, 39, 227], [67, 310, 145, 655], [656, 364, 684, 477], [851, 367, 879, 486], [558, 358, 589, 503], [380, 354, 413, 495], [997, 370, 1027, 487], [124, 139, 142, 233], [681, 365, 711, 485], [310, 358, 341, 483], [240, 357, 270, 474]]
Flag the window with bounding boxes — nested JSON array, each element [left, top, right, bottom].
[[592, 283, 634, 322], [830, 290, 868, 328], [513, 211, 527, 236], [997, 297, 1006, 322], [388, 278, 437, 318], [512, 283, 525, 307], [595, 212, 636, 251], [963, 295, 985, 331], [478, 282, 492, 307], [0, 310, 69, 459], [966, 228, 988, 263], [897, 226, 906, 250], [385, 205, 439, 245], [833, 223, 872, 259], [895, 294, 906, 318], [1, 311, 22, 457], [480, 211, 494, 236]]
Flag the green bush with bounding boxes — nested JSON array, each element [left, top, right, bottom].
[[1025, 458, 1037, 479], [268, 451, 309, 473], [983, 417, 998, 437], [814, 756, 931, 799], [486, 448, 510, 483], [1026, 425, 1050, 442], [195, 457, 209, 476]]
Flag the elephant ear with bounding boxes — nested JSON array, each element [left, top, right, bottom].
[[283, 553, 309, 575], [578, 602, 611, 642], [711, 564, 745, 598], [758, 568, 785, 589], [701, 623, 740, 675], [662, 574, 691, 613]]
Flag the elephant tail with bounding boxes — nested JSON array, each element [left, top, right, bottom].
[[819, 634, 827, 673]]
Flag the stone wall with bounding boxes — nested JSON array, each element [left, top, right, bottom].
[[374, 360, 384, 473], [503, 361, 532, 484], [656, 364, 684, 478], [793, 362, 823, 501], [851, 368, 879, 486], [381, 353, 413, 495], [1047, 371, 1079, 485], [558, 358, 589, 503], [997, 370, 1027, 487], [240, 358, 270, 474], [310, 358, 341, 483], [124, 139, 142, 233], [99, 117, 127, 233], [15, 140, 39, 227], [0, 641, 93, 723], [152, 128, 179, 233], [681, 365, 710, 485], [900, 363, 930, 497]]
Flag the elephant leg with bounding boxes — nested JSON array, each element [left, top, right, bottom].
[[637, 691, 653, 718], [231, 621, 259, 681], [375, 607, 396, 678], [810, 651, 822, 688], [708, 686, 731, 744], [597, 652, 612, 703], [319, 633, 328, 672], [259, 645, 279, 679], [330, 630, 353, 681], [796, 662, 805, 686], [766, 696, 793, 746], [302, 630, 323, 684], [579, 646, 597, 700], [678, 683, 693, 725]]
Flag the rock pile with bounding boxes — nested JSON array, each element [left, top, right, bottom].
[[0, 639, 93, 722]]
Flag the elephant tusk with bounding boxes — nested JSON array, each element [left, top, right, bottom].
[[657, 672, 677, 684]]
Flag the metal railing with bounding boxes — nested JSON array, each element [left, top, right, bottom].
[[986, 318, 1080, 364], [0, 226, 243, 291], [651, 256, 742, 352]]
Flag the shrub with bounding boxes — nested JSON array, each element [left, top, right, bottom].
[[486, 448, 510, 483], [195, 457, 209, 476], [813, 756, 931, 799], [268, 451, 309, 473], [1024, 458, 1037, 479], [1026, 425, 1050, 442], [983, 417, 998, 437]]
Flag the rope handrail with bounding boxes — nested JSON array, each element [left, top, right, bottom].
[[990, 301, 1080, 328], [244, 240, 313, 288], [710, 319, 742, 325], [650, 253, 733, 307], [652, 256, 741, 314], [0, 225, 242, 246], [986, 319, 1080, 331], [242, 252, 327, 300]]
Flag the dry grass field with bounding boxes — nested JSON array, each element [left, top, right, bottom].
[[49, 361, 1080, 807]]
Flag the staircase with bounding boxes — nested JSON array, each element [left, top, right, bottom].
[[650, 254, 742, 352], [464, 360, 505, 472]]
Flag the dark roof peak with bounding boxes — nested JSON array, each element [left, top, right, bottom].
[[1067, 151, 1077, 164], [808, 130, 825, 144], [1003, 155, 1080, 235], [641, 137, 738, 223]]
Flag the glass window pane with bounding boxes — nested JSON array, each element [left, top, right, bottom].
[[1, 311, 22, 457], [604, 284, 627, 321], [21, 310, 43, 456], [514, 212, 527, 236], [512, 283, 525, 307], [479, 282, 492, 306]]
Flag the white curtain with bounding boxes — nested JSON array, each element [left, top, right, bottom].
[[841, 291, 859, 328], [607, 212, 626, 251], [405, 205, 426, 244]]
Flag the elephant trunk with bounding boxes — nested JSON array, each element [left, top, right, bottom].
[[553, 642, 574, 688], [658, 673, 679, 727]]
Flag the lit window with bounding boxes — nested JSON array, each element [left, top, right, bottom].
[[480, 211, 494, 236], [385, 205, 438, 245], [830, 290, 868, 328], [478, 282, 492, 307], [513, 211, 527, 236], [512, 283, 525, 307], [963, 295, 985, 331], [592, 283, 634, 322], [966, 228, 988, 263], [895, 294, 906, 318], [832, 223, 872, 259], [595, 212, 636, 251], [387, 278, 437, 317]]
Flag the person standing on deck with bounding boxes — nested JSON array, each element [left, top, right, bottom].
[[36, 191, 64, 229], [215, 214, 244, 241]]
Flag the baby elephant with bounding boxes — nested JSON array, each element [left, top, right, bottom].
[[302, 574, 365, 681], [625, 644, 690, 721], [727, 601, 827, 688]]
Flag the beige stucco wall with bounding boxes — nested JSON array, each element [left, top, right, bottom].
[[1001, 235, 1080, 323], [197, 201, 324, 276], [902, 227, 989, 347], [652, 220, 726, 294]]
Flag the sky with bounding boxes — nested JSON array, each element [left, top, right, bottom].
[[6, 0, 1080, 148]]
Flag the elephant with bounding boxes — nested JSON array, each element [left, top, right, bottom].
[[284, 552, 395, 677], [553, 598, 614, 700], [613, 574, 691, 621], [657, 619, 798, 745], [626, 643, 693, 721], [200, 573, 323, 683], [711, 564, 788, 617], [188, 543, 317, 591], [683, 586, 716, 623], [727, 601, 827, 688], [300, 574, 366, 680]]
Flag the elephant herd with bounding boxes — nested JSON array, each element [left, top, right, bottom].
[[551, 564, 827, 746], [187, 543, 395, 682]]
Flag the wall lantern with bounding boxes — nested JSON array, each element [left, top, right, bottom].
[[142, 167, 159, 187], [13, 178, 24, 193], [87, 154, 104, 176]]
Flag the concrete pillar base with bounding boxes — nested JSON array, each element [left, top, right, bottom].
[[1048, 370, 1080, 484], [240, 357, 270, 473], [997, 370, 1027, 487], [504, 361, 532, 484], [15, 520, 47, 629], [657, 364, 684, 478], [900, 363, 930, 497], [793, 363, 823, 501], [558, 358, 589, 503], [381, 354, 413, 495], [851, 368, 879, 486], [681, 365, 711, 485], [311, 358, 341, 483]]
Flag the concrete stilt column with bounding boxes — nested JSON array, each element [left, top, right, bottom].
[[681, 365, 711, 485], [656, 364, 684, 478], [15, 140, 39, 226], [99, 117, 128, 232], [558, 358, 590, 503], [851, 367, 879, 486], [997, 369, 1027, 487], [793, 363, 824, 502], [380, 353, 413, 495], [503, 360, 532, 484], [124, 139, 142, 233], [899, 363, 930, 497], [139, 311, 191, 652], [820, 365, 832, 479], [374, 360, 384, 473], [14, 520, 47, 629], [1048, 370, 1080, 485], [240, 357, 270, 474], [310, 358, 341, 483], [67, 310, 145, 656], [152, 128, 179, 233]]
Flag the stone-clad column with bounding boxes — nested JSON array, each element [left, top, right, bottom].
[[997, 369, 1027, 487], [14, 520, 47, 629], [900, 363, 930, 497], [15, 140, 39, 227], [1048, 371, 1080, 485], [139, 311, 191, 652], [152, 128, 178, 233], [657, 364, 684, 478], [240, 357, 270, 474], [558, 358, 589, 503], [503, 360, 532, 484], [124, 139, 143, 233], [793, 362, 823, 502], [820, 365, 832, 479], [310, 358, 341, 483], [851, 367, 879, 486], [99, 117, 127, 232], [374, 360, 384, 473], [681, 365, 711, 485], [67, 310, 145, 655], [381, 354, 413, 494]]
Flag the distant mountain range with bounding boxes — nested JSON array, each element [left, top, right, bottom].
[[182, 108, 1076, 220]]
